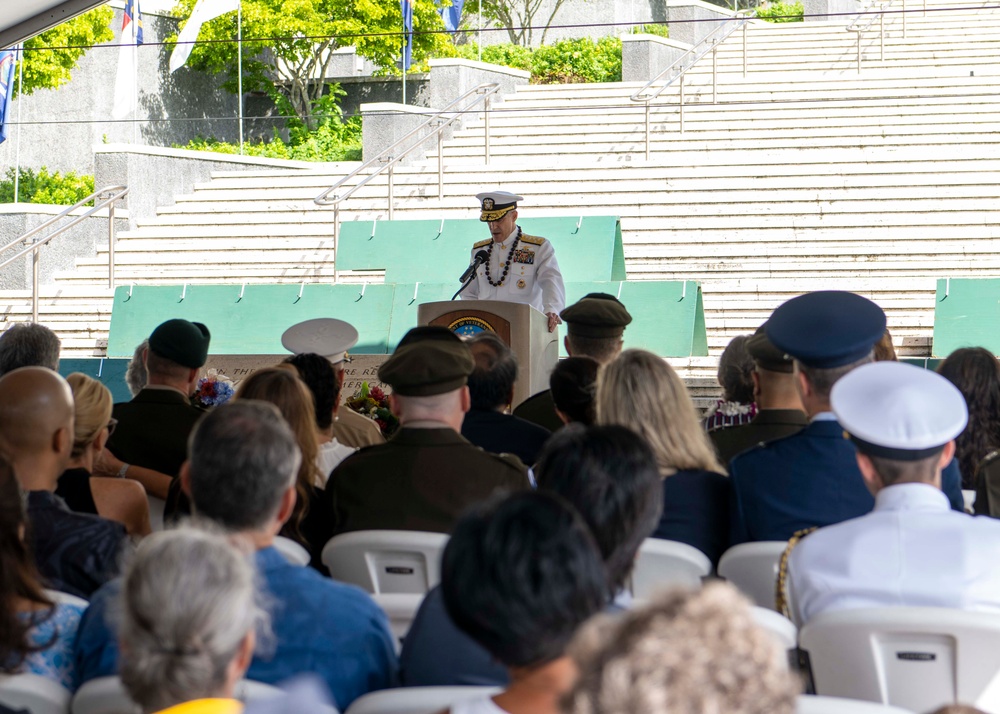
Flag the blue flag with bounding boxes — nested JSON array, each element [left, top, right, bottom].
[[0, 49, 15, 145], [400, 0, 413, 71], [123, 0, 144, 45], [440, 0, 464, 32]]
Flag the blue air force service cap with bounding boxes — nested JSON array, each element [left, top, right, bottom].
[[831, 361, 968, 461], [765, 291, 887, 368]]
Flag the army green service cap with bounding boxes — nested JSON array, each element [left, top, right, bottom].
[[559, 293, 633, 339], [148, 319, 211, 369], [379, 340, 475, 397], [747, 322, 793, 373]]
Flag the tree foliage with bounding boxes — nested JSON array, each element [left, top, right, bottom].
[[16, 7, 115, 98], [168, 0, 452, 130], [471, 0, 579, 46]]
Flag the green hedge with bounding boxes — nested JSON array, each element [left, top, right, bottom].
[[454, 36, 623, 84], [756, 1, 804, 22], [180, 116, 363, 162], [0, 167, 95, 205]]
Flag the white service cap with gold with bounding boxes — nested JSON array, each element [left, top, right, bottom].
[[476, 191, 524, 222], [281, 318, 359, 365]]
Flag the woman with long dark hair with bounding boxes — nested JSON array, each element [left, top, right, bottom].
[[0, 454, 85, 690], [937, 347, 1000, 490]]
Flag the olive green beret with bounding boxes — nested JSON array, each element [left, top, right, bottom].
[[148, 319, 211, 369], [559, 293, 632, 339], [747, 322, 793, 373], [379, 341, 475, 397]]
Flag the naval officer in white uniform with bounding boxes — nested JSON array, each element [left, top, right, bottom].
[[788, 360, 1000, 625], [461, 191, 566, 332]]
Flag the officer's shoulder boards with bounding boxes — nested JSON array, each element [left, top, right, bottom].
[[473, 239, 491, 249], [520, 234, 544, 246]]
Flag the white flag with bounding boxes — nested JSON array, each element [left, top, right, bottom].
[[112, 0, 142, 121], [170, 0, 240, 73]]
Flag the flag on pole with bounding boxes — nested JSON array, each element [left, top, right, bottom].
[[0, 49, 16, 144], [170, 0, 240, 73], [400, 0, 413, 71], [440, 0, 464, 32], [112, 0, 144, 120]]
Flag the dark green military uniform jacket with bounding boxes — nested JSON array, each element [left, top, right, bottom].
[[107, 387, 205, 479], [710, 409, 809, 467], [511, 389, 563, 432], [329, 426, 531, 535]]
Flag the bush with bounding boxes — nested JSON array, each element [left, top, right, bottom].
[[453, 37, 622, 84], [756, 1, 804, 22], [636, 23, 670, 37], [181, 116, 363, 162], [0, 167, 95, 205]]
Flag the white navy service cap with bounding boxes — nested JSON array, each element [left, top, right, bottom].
[[831, 361, 968, 460], [476, 191, 524, 222], [281, 318, 359, 365]]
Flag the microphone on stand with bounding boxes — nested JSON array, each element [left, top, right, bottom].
[[459, 250, 490, 284]]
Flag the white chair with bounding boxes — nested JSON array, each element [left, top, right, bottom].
[[963, 489, 976, 514], [322, 531, 448, 595], [718, 541, 788, 611], [629, 538, 711, 600], [0, 673, 71, 714], [44, 589, 89, 609], [273, 535, 311, 566], [752, 605, 797, 653], [147, 496, 166, 532], [799, 607, 1000, 713], [797, 695, 915, 714], [72, 677, 289, 714], [345, 686, 502, 714], [371, 593, 425, 653]]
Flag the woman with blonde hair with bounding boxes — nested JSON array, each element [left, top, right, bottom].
[[234, 367, 328, 562], [56, 373, 151, 536], [597, 349, 729, 566]]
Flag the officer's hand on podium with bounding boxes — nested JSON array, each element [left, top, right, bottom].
[[547, 312, 562, 333]]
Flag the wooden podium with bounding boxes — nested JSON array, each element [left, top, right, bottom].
[[417, 300, 558, 407]]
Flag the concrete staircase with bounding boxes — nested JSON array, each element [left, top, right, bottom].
[[5, 0, 1000, 387]]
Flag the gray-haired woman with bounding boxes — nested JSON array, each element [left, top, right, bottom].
[[118, 529, 268, 714]]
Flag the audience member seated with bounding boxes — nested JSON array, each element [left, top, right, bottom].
[[563, 583, 800, 714], [461, 333, 551, 466], [515, 293, 631, 431], [106, 319, 210, 500], [703, 334, 757, 432], [74, 401, 397, 709], [441, 492, 608, 714], [0, 322, 60, 376], [282, 318, 384, 449], [0, 367, 125, 599], [597, 349, 729, 566], [400, 424, 663, 687], [788, 361, 1000, 623], [234, 367, 330, 566], [873, 327, 898, 362], [937, 347, 1000, 494], [56, 373, 150, 537], [0, 454, 85, 690], [710, 323, 807, 465], [283, 352, 355, 483], [117, 528, 264, 714], [329, 339, 529, 535], [729, 291, 965, 545], [124, 340, 148, 397], [549, 357, 599, 427]]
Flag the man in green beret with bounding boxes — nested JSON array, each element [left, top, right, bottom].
[[328, 340, 530, 535], [105, 319, 211, 501], [709, 322, 808, 467], [513, 292, 632, 431]]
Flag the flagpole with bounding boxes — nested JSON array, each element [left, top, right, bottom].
[[478, 0, 482, 61], [401, 21, 406, 105], [13, 45, 23, 204], [237, 0, 243, 154], [132, 13, 139, 145]]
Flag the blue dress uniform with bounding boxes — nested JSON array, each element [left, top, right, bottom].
[[728, 290, 964, 546]]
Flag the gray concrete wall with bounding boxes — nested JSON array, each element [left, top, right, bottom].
[[427, 59, 530, 116], [93, 146, 327, 230], [622, 34, 693, 81], [360, 103, 441, 164], [665, 0, 741, 46], [804, 0, 860, 20], [0, 207, 127, 289], [338, 75, 431, 118], [469, 0, 660, 46]]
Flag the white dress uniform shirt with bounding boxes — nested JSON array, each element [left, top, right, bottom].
[[789, 482, 1000, 625], [461, 227, 566, 316]]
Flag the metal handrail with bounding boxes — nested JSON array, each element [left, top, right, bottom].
[[630, 12, 754, 154], [0, 185, 128, 321], [846, 0, 899, 70]]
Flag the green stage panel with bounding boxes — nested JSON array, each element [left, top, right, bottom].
[[337, 216, 626, 284], [59, 358, 132, 404], [106, 284, 397, 357], [562, 281, 708, 358], [933, 278, 1000, 357], [388, 283, 457, 349]]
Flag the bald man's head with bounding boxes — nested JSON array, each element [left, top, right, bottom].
[[0, 367, 75, 490]]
